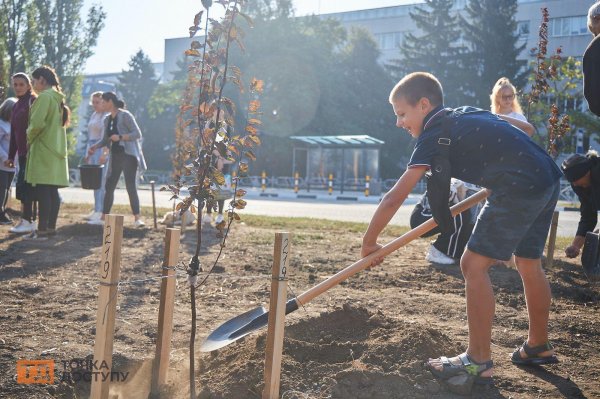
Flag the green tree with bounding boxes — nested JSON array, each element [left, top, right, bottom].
[[461, 0, 527, 107], [33, 0, 105, 105], [118, 50, 159, 132], [0, 0, 40, 92], [390, 0, 470, 106]]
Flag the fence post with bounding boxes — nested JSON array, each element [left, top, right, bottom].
[[545, 210, 560, 267], [90, 215, 124, 399], [150, 228, 181, 397], [151, 181, 158, 230], [365, 175, 370, 197], [328, 174, 333, 195], [262, 232, 291, 399]]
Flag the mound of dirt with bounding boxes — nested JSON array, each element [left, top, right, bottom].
[[198, 304, 464, 399]]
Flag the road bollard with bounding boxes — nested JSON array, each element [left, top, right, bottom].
[[294, 172, 299, 193], [365, 175, 370, 197], [328, 173, 333, 195]]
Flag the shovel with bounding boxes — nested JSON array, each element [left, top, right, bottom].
[[200, 189, 490, 352]]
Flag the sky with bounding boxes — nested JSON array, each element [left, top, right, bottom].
[[82, 0, 418, 75]]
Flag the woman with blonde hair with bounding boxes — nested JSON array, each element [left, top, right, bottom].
[[490, 77, 534, 136], [83, 91, 109, 222]]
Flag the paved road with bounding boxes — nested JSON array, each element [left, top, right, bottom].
[[57, 186, 581, 237]]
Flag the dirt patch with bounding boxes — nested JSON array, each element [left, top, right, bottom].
[[1, 205, 599, 398]]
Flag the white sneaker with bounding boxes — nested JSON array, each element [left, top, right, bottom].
[[89, 212, 103, 221], [134, 219, 146, 227], [9, 219, 35, 234], [87, 218, 104, 225], [215, 213, 224, 224], [202, 214, 212, 225], [425, 245, 456, 265], [83, 210, 96, 220]]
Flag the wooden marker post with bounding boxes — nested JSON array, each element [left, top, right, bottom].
[[150, 228, 181, 397], [90, 215, 124, 399], [262, 233, 291, 399], [546, 210, 560, 267], [150, 181, 158, 229]]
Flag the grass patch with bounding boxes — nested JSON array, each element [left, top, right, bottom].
[[58, 203, 410, 236], [58, 203, 572, 245]]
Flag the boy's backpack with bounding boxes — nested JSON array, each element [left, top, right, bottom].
[[581, 231, 600, 282], [426, 110, 454, 233]]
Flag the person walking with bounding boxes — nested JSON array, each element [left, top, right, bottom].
[[5, 73, 37, 233], [82, 91, 108, 222], [26, 66, 70, 238], [0, 97, 17, 225], [87, 92, 146, 227]]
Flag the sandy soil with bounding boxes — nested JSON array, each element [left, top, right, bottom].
[[0, 205, 599, 399]]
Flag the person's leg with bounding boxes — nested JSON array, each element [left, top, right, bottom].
[[513, 256, 554, 358], [433, 212, 465, 258], [427, 249, 496, 377], [89, 147, 104, 213], [122, 155, 140, 216], [0, 171, 11, 214], [36, 185, 50, 231], [47, 186, 60, 230], [17, 155, 33, 222], [103, 154, 123, 215], [462, 250, 496, 362], [510, 183, 559, 361]]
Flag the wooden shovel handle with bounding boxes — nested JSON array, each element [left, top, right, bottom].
[[296, 189, 490, 306]]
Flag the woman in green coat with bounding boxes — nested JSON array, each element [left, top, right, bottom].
[[26, 66, 70, 238]]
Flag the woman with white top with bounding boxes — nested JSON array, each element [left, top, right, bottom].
[[490, 77, 534, 137], [0, 98, 17, 225], [83, 91, 108, 222]]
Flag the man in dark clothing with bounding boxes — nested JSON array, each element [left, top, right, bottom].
[[561, 152, 600, 258], [584, 2, 600, 116]]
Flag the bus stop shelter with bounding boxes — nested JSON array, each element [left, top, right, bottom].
[[290, 135, 384, 192]]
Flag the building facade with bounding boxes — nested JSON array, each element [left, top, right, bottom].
[[162, 0, 596, 82]]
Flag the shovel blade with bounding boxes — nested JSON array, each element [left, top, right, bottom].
[[200, 306, 267, 352]]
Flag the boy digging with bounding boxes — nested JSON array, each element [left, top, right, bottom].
[[361, 72, 561, 392]]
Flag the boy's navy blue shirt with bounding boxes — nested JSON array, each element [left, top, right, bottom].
[[408, 106, 562, 196]]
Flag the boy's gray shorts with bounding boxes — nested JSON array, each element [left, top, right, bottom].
[[467, 181, 560, 261]]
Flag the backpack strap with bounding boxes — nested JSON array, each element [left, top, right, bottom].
[[426, 109, 454, 234]]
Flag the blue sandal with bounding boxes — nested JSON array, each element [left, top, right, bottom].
[[511, 341, 559, 366], [426, 353, 493, 395]]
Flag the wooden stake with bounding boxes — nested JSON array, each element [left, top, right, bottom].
[[90, 215, 124, 399], [151, 228, 181, 396], [262, 232, 291, 399], [151, 181, 158, 230], [546, 210, 560, 267]]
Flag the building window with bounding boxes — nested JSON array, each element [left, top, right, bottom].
[[376, 32, 405, 50], [549, 16, 587, 37], [516, 21, 530, 38]]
